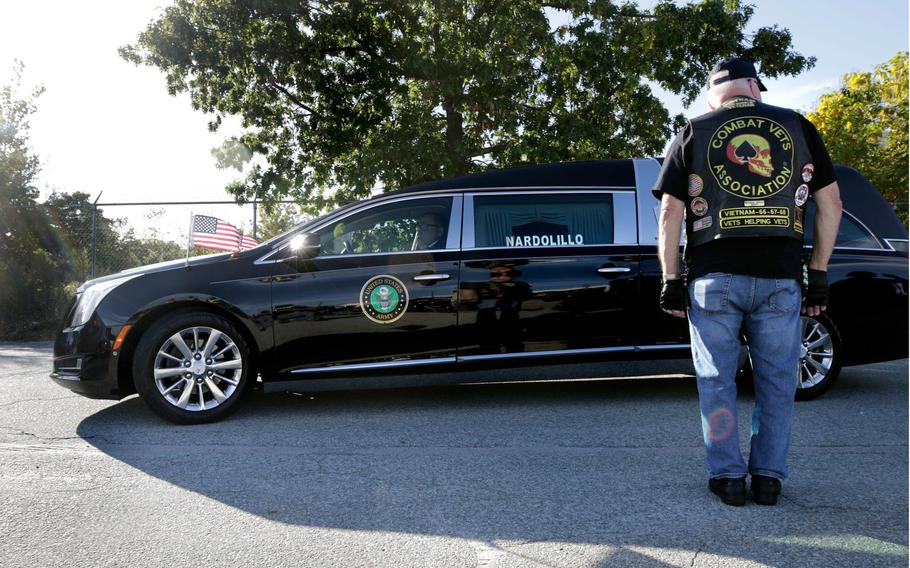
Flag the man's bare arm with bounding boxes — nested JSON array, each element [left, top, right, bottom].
[[657, 193, 687, 318], [809, 182, 842, 271], [804, 181, 842, 316]]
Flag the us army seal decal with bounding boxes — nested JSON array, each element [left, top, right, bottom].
[[707, 116, 794, 199], [361, 275, 408, 324]]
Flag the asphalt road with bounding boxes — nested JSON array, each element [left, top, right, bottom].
[[0, 342, 907, 568]]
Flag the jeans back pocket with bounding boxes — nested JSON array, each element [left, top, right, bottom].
[[690, 274, 731, 313], [769, 279, 800, 314]]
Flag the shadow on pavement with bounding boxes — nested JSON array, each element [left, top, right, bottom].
[[75, 369, 908, 566]]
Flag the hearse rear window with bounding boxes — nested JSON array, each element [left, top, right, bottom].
[[473, 193, 615, 248], [803, 200, 881, 249]]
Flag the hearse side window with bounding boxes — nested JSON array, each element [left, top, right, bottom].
[[803, 200, 881, 249], [473, 193, 614, 248], [315, 197, 453, 256]]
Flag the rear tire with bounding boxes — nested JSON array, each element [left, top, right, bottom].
[[132, 310, 253, 424], [794, 313, 842, 401], [739, 313, 842, 401]]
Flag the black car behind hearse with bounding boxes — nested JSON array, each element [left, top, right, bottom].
[[51, 159, 909, 423]]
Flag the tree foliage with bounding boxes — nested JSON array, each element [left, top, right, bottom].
[[0, 70, 193, 338], [0, 66, 65, 338], [806, 52, 908, 225], [122, 0, 814, 213], [256, 203, 310, 241]]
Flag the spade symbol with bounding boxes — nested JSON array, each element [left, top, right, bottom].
[[734, 140, 757, 161]]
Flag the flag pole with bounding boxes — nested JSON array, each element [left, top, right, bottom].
[[185, 212, 193, 268]]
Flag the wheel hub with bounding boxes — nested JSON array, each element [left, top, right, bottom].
[[153, 326, 243, 412]]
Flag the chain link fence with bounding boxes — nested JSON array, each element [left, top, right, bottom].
[[53, 198, 310, 281], [88, 200, 261, 279], [0, 198, 310, 339]]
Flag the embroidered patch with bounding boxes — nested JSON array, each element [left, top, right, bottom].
[[721, 97, 757, 109], [744, 200, 765, 207], [795, 207, 804, 234], [687, 174, 704, 197], [360, 275, 409, 324], [707, 116, 794, 198], [795, 184, 809, 207], [690, 197, 709, 216], [693, 216, 713, 232], [801, 163, 814, 183], [718, 206, 790, 230]]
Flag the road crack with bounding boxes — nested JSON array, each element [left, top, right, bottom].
[[0, 395, 78, 410]]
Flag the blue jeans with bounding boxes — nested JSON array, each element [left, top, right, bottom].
[[687, 274, 801, 481]]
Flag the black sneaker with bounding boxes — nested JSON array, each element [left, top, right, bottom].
[[708, 477, 746, 506], [751, 475, 782, 506]]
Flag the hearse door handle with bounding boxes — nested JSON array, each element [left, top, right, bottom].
[[597, 267, 631, 274], [413, 273, 451, 282]]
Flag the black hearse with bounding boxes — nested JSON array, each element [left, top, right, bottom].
[[51, 159, 909, 423]]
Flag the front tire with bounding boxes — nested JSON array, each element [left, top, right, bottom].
[[133, 310, 253, 424]]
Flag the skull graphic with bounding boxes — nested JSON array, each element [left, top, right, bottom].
[[725, 134, 774, 178]]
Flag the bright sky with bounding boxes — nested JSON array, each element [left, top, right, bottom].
[[0, 0, 907, 237]]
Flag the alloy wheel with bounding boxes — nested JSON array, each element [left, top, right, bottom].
[[798, 316, 835, 389], [153, 326, 243, 411]]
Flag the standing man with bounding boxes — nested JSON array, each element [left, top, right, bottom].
[[653, 58, 842, 506]]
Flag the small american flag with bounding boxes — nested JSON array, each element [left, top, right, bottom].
[[191, 214, 242, 252], [240, 234, 259, 251]]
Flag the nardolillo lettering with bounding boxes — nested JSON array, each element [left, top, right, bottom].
[[505, 234, 584, 247]]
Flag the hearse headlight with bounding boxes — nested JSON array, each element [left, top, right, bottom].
[[70, 275, 139, 327]]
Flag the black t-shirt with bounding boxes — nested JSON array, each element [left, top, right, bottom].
[[652, 99, 837, 280]]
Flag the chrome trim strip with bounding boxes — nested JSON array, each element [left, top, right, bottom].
[[457, 346, 635, 362], [255, 193, 464, 264], [259, 248, 461, 263], [803, 245, 898, 253], [445, 195, 463, 249], [258, 186, 640, 264], [462, 194, 476, 248], [800, 206, 883, 251], [461, 243, 638, 252], [632, 158, 662, 246], [465, 189, 635, 196], [883, 238, 908, 252], [51, 372, 81, 381], [597, 267, 631, 273], [613, 192, 638, 244], [463, 189, 638, 250], [290, 357, 457, 374], [637, 344, 691, 351], [838, 209, 884, 249], [412, 274, 451, 281], [289, 344, 693, 374]]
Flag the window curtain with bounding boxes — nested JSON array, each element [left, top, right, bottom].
[[475, 199, 614, 247]]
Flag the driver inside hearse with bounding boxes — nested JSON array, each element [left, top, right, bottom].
[[411, 211, 446, 250], [319, 206, 449, 255]]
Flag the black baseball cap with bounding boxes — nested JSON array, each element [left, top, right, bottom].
[[708, 57, 767, 91]]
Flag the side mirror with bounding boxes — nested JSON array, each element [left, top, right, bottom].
[[287, 233, 321, 260]]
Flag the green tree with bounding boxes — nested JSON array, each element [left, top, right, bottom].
[[257, 203, 310, 241], [122, 0, 813, 213], [0, 66, 70, 338], [806, 52, 908, 225]]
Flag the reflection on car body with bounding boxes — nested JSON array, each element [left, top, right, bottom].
[[50, 159, 909, 423]]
